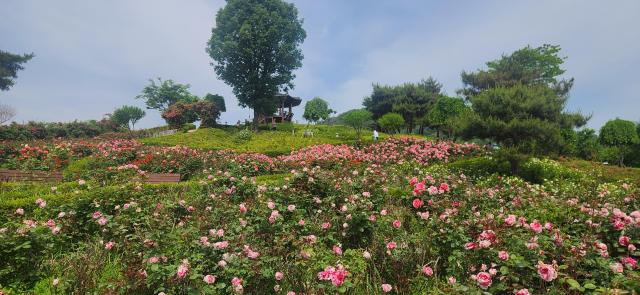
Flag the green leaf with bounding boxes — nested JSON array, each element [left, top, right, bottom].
[[583, 283, 596, 289], [566, 278, 580, 289]]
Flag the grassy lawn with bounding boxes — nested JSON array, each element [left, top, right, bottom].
[[141, 124, 396, 155], [559, 158, 640, 184]]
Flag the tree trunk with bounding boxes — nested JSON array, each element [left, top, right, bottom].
[[253, 109, 259, 131]]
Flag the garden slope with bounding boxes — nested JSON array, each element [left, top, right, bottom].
[[140, 125, 388, 156]]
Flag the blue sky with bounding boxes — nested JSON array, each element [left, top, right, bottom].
[[1, 0, 639, 130]]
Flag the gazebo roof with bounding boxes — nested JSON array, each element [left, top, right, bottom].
[[275, 93, 302, 107]]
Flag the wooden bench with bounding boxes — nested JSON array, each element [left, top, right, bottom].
[[145, 173, 181, 183], [0, 169, 63, 183]]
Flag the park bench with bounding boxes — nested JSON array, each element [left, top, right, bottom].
[[145, 173, 181, 183], [0, 169, 63, 183]]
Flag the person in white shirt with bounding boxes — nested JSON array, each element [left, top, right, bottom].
[[373, 129, 379, 142]]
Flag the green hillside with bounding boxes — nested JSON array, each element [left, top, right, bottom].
[[141, 124, 394, 155]]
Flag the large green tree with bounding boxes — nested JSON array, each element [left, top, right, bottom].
[[111, 105, 146, 130], [1, 50, 34, 91], [599, 118, 639, 167], [425, 96, 469, 139], [207, 0, 306, 128], [461, 44, 588, 173], [363, 77, 442, 133], [377, 112, 405, 135], [341, 109, 373, 139], [136, 78, 197, 111], [303, 97, 333, 124], [362, 84, 396, 120], [460, 44, 572, 99]]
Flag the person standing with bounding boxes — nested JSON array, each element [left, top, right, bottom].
[[373, 129, 379, 142]]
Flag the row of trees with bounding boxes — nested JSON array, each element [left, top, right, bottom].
[[328, 44, 638, 169], [134, 78, 227, 129]]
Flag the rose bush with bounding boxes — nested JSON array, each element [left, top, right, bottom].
[[0, 137, 638, 294]]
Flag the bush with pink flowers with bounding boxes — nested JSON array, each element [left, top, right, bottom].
[[0, 137, 638, 294]]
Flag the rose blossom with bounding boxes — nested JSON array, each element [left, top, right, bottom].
[[392, 220, 401, 229], [386, 241, 397, 250], [275, 272, 284, 280], [422, 265, 433, 276], [619, 235, 630, 246], [104, 241, 115, 250], [381, 284, 392, 293], [412, 198, 423, 209], [498, 250, 509, 261], [529, 220, 543, 234], [176, 263, 188, 279], [504, 214, 516, 226], [333, 245, 343, 255], [515, 289, 530, 295], [203, 274, 216, 284], [610, 262, 623, 273], [475, 271, 492, 289], [464, 242, 476, 250], [537, 262, 557, 282]]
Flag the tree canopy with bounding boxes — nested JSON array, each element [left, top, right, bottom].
[[136, 78, 197, 111], [0, 50, 34, 91], [363, 77, 442, 133], [460, 44, 587, 172], [341, 109, 373, 139], [207, 0, 306, 126], [425, 96, 469, 139], [203, 93, 226, 113], [377, 112, 404, 134], [111, 105, 146, 130], [599, 118, 639, 166], [303, 97, 333, 124], [460, 44, 573, 99]]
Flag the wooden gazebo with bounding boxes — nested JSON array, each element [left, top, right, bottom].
[[259, 93, 302, 124]]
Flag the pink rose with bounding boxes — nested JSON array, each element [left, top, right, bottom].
[[104, 241, 115, 250], [498, 250, 509, 261], [504, 214, 516, 226], [412, 198, 423, 209], [464, 242, 476, 250], [333, 245, 343, 255], [231, 277, 242, 286], [177, 263, 188, 279], [619, 235, 630, 246], [621, 257, 637, 268], [515, 289, 530, 295], [392, 220, 401, 229], [422, 265, 433, 276], [529, 220, 543, 234], [203, 274, 216, 284], [386, 241, 397, 250], [475, 271, 492, 289], [275, 272, 284, 280], [381, 284, 392, 293], [537, 262, 557, 282], [610, 262, 623, 273], [448, 276, 457, 285]]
